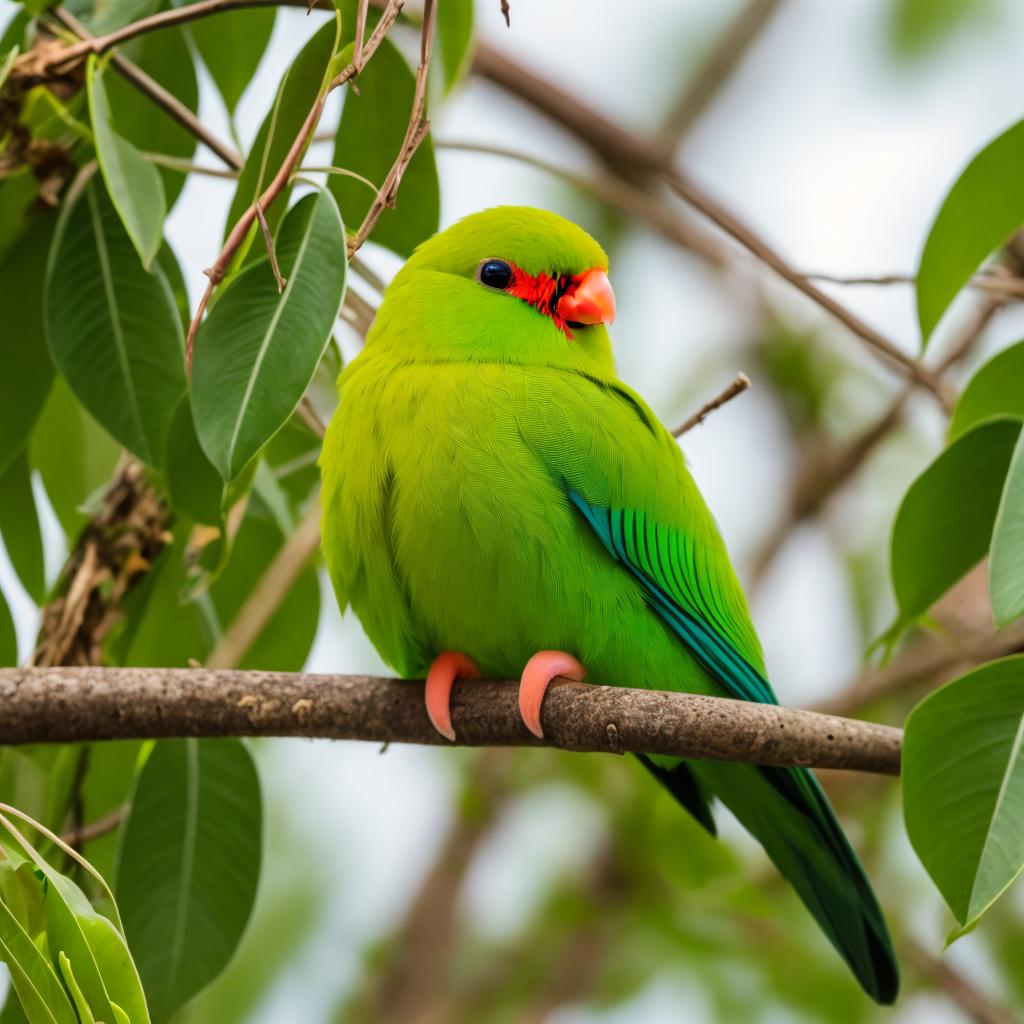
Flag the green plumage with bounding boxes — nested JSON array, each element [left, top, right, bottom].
[[320, 207, 898, 1003]]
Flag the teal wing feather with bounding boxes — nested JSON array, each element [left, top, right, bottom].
[[567, 487, 899, 1005]]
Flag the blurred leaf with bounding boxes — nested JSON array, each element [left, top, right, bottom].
[[436, 0, 474, 93], [0, 897, 78, 1024], [917, 117, 1024, 346], [193, 188, 346, 481], [0, 586, 14, 667], [0, 748, 80, 836], [190, 6, 275, 115], [104, 26, 199, 211], [87, 56, 166, 269], [887, 0, 994, 57], [949, 339, 1024, 440], [329, 22, 439, 256], [116, 738, 261, 1023], [903, 656, 1024, 937], [46, 178, 185, 468], [0, 45, 17, 91], [990, 430, 1024, 626], [224, 23, 335, 251], [77, 741, 141, 885], [87, 0, 160, 34], [165, 394, 225, 525], [0, 216, 55, 480], [263, 415, 322, 515], [29, 378, 121, 541], [0, 453, 45, 603], [891, 418, 1020, 628], [0, 171, 39, 264], [0, 10, 31, 51], [156, 242, 190, 330]]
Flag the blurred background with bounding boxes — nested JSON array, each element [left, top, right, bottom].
[[3, 0, 1024, 1020]]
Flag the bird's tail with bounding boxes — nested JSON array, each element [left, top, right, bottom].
[[656, 755, 899, 1004]]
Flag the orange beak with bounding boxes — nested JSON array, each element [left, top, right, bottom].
[[556, 268, 615, 326]]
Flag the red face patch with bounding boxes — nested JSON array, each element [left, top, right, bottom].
[[504, 264, 577, 339]]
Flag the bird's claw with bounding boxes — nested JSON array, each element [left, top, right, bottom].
[[519, 650, 586, 739], [425, 651, 480, 741]]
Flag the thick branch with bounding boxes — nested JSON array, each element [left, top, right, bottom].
[[0, 667, 901, 774]]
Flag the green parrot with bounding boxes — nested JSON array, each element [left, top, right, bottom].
[[320, 206, 898, 1003]]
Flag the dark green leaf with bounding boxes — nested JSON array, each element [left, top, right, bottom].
[[29, 379, 121, 541], [903, 656, 1024, 937], [891, 418, 1021, 627], [87, 0, 160, 34], [190, 7, 275, 115], [224, 23, 335, 249], [193, 188, 346, 481], [991, 430, 1024, 626], [329, 27, 440, 256], [165, 395, 225, 525], [0, 453, 45, 603], [0, 216, 55, 480], [46, 178, 186, 468], [436, 0, 474, 92], [104, 27, 199, 211], [156, 240, 190, 330], [918, 118, 1024, 345], [949, 339, 1024, 440], [116, 738, 262, 1023], [0, 585, 14, 667], [87, 55, 166, 268]]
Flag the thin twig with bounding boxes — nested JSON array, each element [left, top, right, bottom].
[[48, 8, 243, 170], [58, 804, 128, 848], [500, 0, 510, 27], [185, 0, 404, 364], [255, 201, 286, 291], [0, 667, 903, 774], [353, 0, 368, 70], [673, 373, 751, 437], [345, 0, 437, 257], [806, 269, 1024, 299]]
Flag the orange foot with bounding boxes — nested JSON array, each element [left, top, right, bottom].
[[425, 651, 480, 742], [519, 651, 586, 739]]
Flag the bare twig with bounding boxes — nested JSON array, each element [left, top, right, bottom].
[[673, 372, 751, 436], [255, 201, 286, 291], [185, 0, 404, 364], [345, 0, 437, 257], [0, 667, 903, 774], [499, 0, 510, 28], [58, 804, 128, 848], [805, 269, 1024, 299]]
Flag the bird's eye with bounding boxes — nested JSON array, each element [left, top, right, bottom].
[[477, 258, 513, 290]]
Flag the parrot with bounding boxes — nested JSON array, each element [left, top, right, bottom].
[[319, 206, 899, 1003]]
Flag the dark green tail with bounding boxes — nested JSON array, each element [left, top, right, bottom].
[[652, 755, 899, 1004]]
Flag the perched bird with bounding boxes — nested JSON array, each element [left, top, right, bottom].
[[320, 207, 898, 1003]]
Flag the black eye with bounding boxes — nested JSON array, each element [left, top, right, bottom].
[[477, 258, 513, 290]]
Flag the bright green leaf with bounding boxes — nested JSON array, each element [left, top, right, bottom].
[[0, 586, 15, 667], [949, 339, 1024, 441], [0, 46, 18, 91], [904, 656, 1024, 935], [57, 954, 95, 1024], [991, 430, 1024, 626], [0, 453, 45, 603], [193, 188, 346, 481], [329, 25, 439, 256], [886, 0, 994, 58], [87, 56, 166, 269], [891, 418, 1021, 627], [436, 0, 474, 93], [46, 178, 186, 468], [224, 24, 335, 250], [190, 7, 275, 115], [0, 216, 55, 481], [116, 739, 262, 1024], [918, 118, 1024, 345], [0, 899, 78, 1024]]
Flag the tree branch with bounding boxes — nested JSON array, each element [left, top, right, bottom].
[[0, 667, 901, 774], [672, 372, 750, 436]]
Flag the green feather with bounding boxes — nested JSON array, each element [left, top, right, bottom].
[[320, 205, 899, 1003]]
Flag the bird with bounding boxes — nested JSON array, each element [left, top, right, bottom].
[[319, 206, 899, 1003]]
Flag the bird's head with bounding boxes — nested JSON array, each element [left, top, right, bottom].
[[364, 206, 616, 373]]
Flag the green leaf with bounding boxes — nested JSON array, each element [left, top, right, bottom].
[[0, 46, 18, 91], [891, 418, 1021, 628], [990, 430, 1024, 626], [0, 453, 45, 603], [949, 339, 1024, 441], [29, 379, 121, 541], [193, 188, 346, 481], [224, 23, 336, 250], [87, 0, 160, 34], [104, 27, 199, 211], [87, 56, 166, 269], [436, 0, 474, 92], [903, 656, 1024, 935], [165, 395, 225, 525], [917, 118, 1024, 345], [329, 25, 440, 256], [0, 899, 78, 1024], [0, 216, 55, 480], [46, 178, 186, 468], [57, 954, 96, 1024], [0, 585, 15, 667], [116, 739, 262, 1024], [190, 7, 275, 115], [886, 0, 994, 58]]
